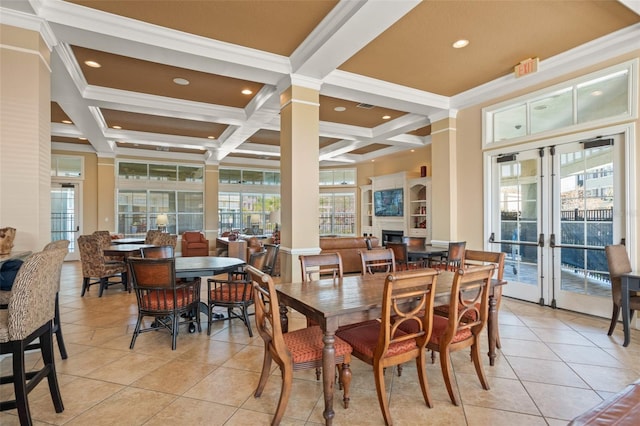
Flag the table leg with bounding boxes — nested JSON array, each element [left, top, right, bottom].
[[322, 330, 336, 425], [621, 276, 630, 347], [279, 304, 289, 333], [488, 294, 498, 366]]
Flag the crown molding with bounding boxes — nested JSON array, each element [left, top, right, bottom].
[[0, 6, 56, 50]]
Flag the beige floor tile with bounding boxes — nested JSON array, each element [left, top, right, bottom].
[[28, 377, 123, 425], [85, 352, 169, 385], [522, 381, 603, 420], [463, 404, 547, 426], [183, 366, 261, 406], [309, 386, 387, 425], [456, 374, 540, 415], [145, 396, 238, 425], [546, 343, 626, 368], [498, 338, 561, 361], [241, 375, 323, 421], [63, 387, 177, 425], [390, 391, 467, 425], [516, 315, 573, 330], [530, 327, 595, 346], [568, 362, 640, 393], [179, 338, 247, 365], [221, 343, 270, 372], [224, 407, 306, 425], [497, 324, 541, 341], [131, 358, 218, 395], [55, 346, 130, 376], [506, 356, 589, 388]]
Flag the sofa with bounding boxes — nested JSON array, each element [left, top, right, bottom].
[[320, 236, 380, 274], [569, 378, 640, 425]]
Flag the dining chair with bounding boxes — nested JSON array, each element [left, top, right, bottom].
[[605, 244, 640, 335], [336, 269, 439, 425], [41, 239, 71, 359], [360, 248, 396, 275], [78, 234, 128, 297], [246, 265, 352, 424], [128, 256, 201, 350], [140, 245, 175, 258], [401, 264, 495, 406], [262, 243, 280, 276], [386, 241, 424, 271], [299, 252, 344, 282], [0, 248, 67, 424], [434, 250, 506, 348], [433, 241, 466, 270]]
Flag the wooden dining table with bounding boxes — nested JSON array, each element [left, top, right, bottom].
[[275, 270, 506, 425]]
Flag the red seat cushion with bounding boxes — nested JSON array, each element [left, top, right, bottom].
[[429, 314, 472, 345], [210, 284, 252, 302], [283, 325, 352, 364], [141, 288, 196, 309], [336, 321, 417, 359]]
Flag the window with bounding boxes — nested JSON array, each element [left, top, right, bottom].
[[51, 155, 83, 178], [218, 167, 281, 235], [319, 169, 356, 186], [219, 168, 280, 185], [117, 160, 204, 236], [218, 192, 280, 235], [484, 61, 636, 146], [319, 192, 356, 236]]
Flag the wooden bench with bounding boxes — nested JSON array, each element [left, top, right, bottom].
[[569, 379, 640, 425]]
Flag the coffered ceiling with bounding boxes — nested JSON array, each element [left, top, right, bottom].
[[2, 0, 639, 166]]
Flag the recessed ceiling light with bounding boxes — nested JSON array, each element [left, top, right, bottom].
[[207, 135, 216, 139], [112, 125, 122, 129], [452, 39, 469, 49], [78, 137, 87, 140], [382, 115, 391, 120], [84, 60, 101, 68], [410, 149, 415, 153], [241, 89, 253, 95], [591, 90, 603, 96], [173, 77, 190, 86], [334, 106, 346, 112], [61, 120, 72, 124], [371, 159, 375, 162]]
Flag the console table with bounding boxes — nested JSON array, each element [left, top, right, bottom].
[[215, 237, 247, 261]]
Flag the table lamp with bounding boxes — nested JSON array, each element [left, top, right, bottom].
[[156, 214, 168, 232], [250, 214, 261, 235]]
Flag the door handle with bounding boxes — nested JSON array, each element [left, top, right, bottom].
[[538, 233, 545, 247]]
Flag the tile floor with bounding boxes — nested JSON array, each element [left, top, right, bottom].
[[1, 261, 639, 425]]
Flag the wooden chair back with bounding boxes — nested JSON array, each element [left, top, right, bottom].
[[246, 265, 291, 366], [141, 245, 175, 258], [360, 248, 396, 275], [443, 264, 495, 343], [262, 243, 280, 275], [377, 269, 438, 362], [463, 250, 505, 281], [299, 252, 344, 282], [605, 244, 632, 304]]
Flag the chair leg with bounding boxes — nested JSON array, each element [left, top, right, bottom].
[[171, 312, 179, 350], [53, 294, 68, 359], [471, 342, 490, 391], [373, 361, 393, 426], [11, 341, 32, 425], [130, 314, 143, 349], [81, 277, 89, 296], [607, 304, 620, 336], [416, 351, 433, 408], [41, 325, 64, 413], [272, 365, 293, 425], [242, 303, 253, 337], [439, 347, 459, 406], [340, 362, 352, 409], [98, 278, 107, 297], [254, 345, 272, 397]]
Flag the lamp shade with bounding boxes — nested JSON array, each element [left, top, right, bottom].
[[156, 214, 169, 226], [250, 214, 261, 225], [269, 209, 281, 224]]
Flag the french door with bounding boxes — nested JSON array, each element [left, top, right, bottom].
[[488, 133, 624, 318], [51, 182, 81, 261]]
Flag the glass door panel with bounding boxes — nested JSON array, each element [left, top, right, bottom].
[[50, 182, 80, 261]]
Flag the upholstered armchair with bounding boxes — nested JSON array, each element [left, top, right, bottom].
[[181, 231, 209, 257]]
